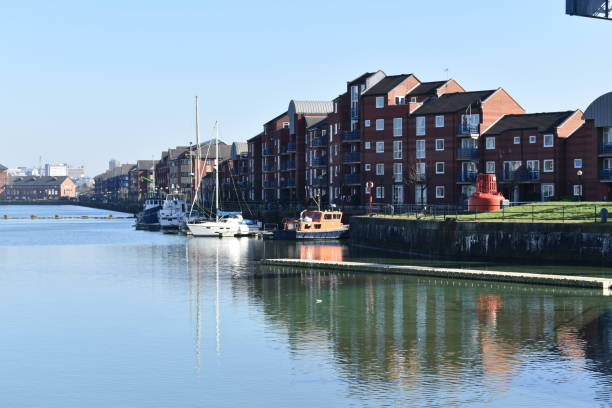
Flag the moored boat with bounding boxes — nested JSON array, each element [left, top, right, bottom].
[[135, 196, 163, 230], [272, 209, 349, 240], [159, 193, 188, 231]]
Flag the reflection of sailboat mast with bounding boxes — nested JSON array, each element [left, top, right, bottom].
[[216, 243, 221, 355]]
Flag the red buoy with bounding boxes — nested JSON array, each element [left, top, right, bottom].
[[468, 174, 507, 212]]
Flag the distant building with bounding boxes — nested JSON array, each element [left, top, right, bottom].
[[5, 176, 77, 200], [128, 160, 158, 201], [44, 163, 68, 177], [94, 164, 136, 201], [0, 163, 7, 198], [67, 166, 86, 179], [109, 159, 121, 170]]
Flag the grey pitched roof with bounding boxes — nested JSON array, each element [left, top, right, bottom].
[[9, 176, 72, 187], [0, 163, 7, 171], [348, 72, 376, 84], [362, 74, 413, 96], [288, 100, 334, 115], [407, 81, 447, 96], [412, 90, 496, 115], [305, 115, 327, 128], [585, 92, 612, 127], [485, 111, 576, 135], [231, 142, 248, 160], [136, 160, 158, 170]]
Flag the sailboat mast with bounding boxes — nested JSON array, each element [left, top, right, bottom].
[[215, 123, 220, 222]]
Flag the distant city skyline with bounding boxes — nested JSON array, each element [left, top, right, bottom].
[[1, 0, 610, 175]]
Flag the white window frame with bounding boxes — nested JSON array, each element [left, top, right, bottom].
[[435, 162, 445, 174], [529, 135, 536, 144], [364, 141, 371, 150], [416, 117, 425, 136], [393, 163, 403, 182], [485, 161, 495, 174], [416, 140, 425, 159], [416, 162, 426, 175], [376, 141, 384, 153], [542, 183, 555, 199], [365, 163, 371, 171], [543, 134, 554, 147], [573, 184, 583, 197], [513, 136, 520, 145], [485, 137, 496, 150], [574, 158, 582, 169], [364, 120, 371, 127], [393, 118, 402, 137], [376, 186, 384, 198], [543, 159, 554, 173], [376, 119, 384, 131], [435, 186, 445, 199], [435, 115, 445, 128], [375, 96, 384, 109], [435, 139, 444, 151], [393, 141, 402, 160], [376, 163, 384, 175], [395, 96, 405, 105]]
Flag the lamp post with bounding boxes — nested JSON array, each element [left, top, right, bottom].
[[577, 170, 583, 201]]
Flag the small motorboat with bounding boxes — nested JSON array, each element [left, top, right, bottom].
[[135, 196, 163, 231], [272, 209, 349, 240]]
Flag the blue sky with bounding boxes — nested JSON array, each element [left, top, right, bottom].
[[0, 0, 610, 175]]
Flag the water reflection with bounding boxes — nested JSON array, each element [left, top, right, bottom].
[[250, 267, 612, 406]]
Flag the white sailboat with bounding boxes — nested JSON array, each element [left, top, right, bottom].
[[187, 124, 251, 237]]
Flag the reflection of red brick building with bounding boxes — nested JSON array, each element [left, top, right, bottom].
[[5, 176, 77, 200], [0, 163, 7, 198]]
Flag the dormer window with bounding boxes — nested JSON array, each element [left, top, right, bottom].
[[395, 96, 405, 105]]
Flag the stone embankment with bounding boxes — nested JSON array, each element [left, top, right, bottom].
[[349, 217, 612, 265]]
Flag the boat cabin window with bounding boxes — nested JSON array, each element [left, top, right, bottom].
[[303, 212, 321, 221], [315, 224, 321, 229], [324, 214, 332, 220]]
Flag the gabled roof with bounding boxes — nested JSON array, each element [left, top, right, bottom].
[[585, 92, 612, 127], [231, 142, 248, 160], [407, 81, 447, 96], [412, 90, 496, 115], [305, 115, 327, 128], [485, 111, 577, 135], [0, 163, 7, 171], [348, 72, 377, 84], [362, 74, 414, 96], [288, 100, 334, 115], [135, 160, 158, 170], [8, 176, 72, 187]]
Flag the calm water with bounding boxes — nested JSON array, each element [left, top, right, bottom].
[[0, 205, 611, 407]]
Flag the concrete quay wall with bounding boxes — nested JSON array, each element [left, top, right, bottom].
[[349, 217, 612, 265]]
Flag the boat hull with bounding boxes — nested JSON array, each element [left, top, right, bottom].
[[187, 222, 250, 237], [272, 227, 349, 240], [135, 205, 161, 231]]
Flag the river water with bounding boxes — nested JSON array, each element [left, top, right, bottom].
[[0, 205, 611, 407]]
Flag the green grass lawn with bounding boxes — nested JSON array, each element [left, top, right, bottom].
[[373, 202, 612, 223]]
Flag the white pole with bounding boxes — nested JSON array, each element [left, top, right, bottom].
[[215, 122, 220, 222]]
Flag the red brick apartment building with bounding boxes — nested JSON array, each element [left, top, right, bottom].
[[260, 112, 289, 203], [6, 176, 77, 200], [128, 160, 158, 201], [582, 92, 612, 200], [0, 163, 7, 198], [247, 132, 262, 202], [408, 89, 525, 204], [481, 111, 584, 202], [304, 117, 329, 204]]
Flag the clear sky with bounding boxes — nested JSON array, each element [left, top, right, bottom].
[[0, 0, 610, 175]]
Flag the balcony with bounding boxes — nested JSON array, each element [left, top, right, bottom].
[[280, 160, 296, 171], [343, 152, 361, 163], [599, 143, 612, 156], [263, 147, 275, 156], [240, 166, 249, 174], [343, 173, 362, 184], [312, 137, 328, 147], [312, 157, 328, 167], [280, 178, 296, 188], [600, 169, 612, 181], [457, 171, 477, 183], [501, 169, 540, 182], [230, 168, 238, 176], [263, 180, 277, 188], [281, 143, 296, 154], [238, 181, 251, 189], [342, 130, 361, 142], [311, 177, 327, 186], [456, 148, 480, 160], [263, 165, 275, 172], [350, 106, 359, 120], [457, 123, 480, 137]]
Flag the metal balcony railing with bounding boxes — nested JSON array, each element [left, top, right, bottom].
[[457, 123, 480, 136], [263, 147, 275, 156], [312, 137, 328, 147], [280, 160, 296, 171], [263, 165, 275, 172], [599, 143, 612, 155], [343, 152, 361, 163], [263, 180, 277, 188], [240, 166, 249, 174], [457, 171, 478, 183], [343, 173, 361, 184], [350, 106, 359, 120], [456, 148, 480, 160], [281, 143, 297, 154], [312, 157, 328, 167], [501, 169, 540, 182], [342, 130, 361, 142], [600, 169, 612, 180], [311, 177, 327, 186], [280, 178, 296, 188]]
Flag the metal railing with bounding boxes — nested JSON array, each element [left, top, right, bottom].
[[343, 152, 361, 163], [457, 123, 480, 136], [599, 143, 612, 155], [263, 180, 276, 188], [281, 143, 296, 154], [343, 173, 361, 184], [312, 137, 328, 147], [456, 148, 479, 160], [263, 148, 275, 156], [310, 177, 327, 186], [342, 130, 361, 142], [457, 171, 477, 182], [280, 179, 296, 188], [600, 169, 612, 180], [280, 160, 296, 171], [501, 169, 540, 182], [312, 157, 328, 167], [263, 165, 275, 172]]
